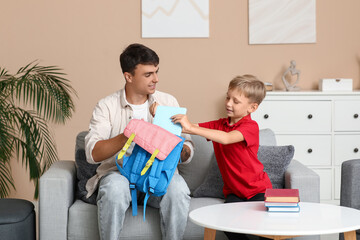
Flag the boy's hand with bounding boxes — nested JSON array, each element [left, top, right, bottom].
[[149, 102, 159, 117], [171, 114, 193, 134]]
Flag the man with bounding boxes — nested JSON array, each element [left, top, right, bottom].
[[85, 43, 194, 240]]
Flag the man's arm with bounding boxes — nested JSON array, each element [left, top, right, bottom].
[[91, 133, 128, 162], [172, 114, 245, 145]]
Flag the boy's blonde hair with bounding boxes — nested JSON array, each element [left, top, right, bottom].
[[228, 75, 266, 105]]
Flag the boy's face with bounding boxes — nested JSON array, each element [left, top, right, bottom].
[[225, 89, 258, 124], [124, 64, 159, 96]]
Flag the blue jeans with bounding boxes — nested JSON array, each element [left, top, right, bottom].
[[96, 171, 191, 240]]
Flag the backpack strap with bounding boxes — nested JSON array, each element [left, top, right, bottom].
[[116, 153, 138, 217], [116, 133, 135, 161], [128, 145, 148, 217], [148, 160, 163, 190], [130, 183, 138, 216], [115, 133, 135, 177], [143, 188, 154, 221], [142, 158, 164, 221], [113, 133, 139, 216], [141, 149, 159, 176]]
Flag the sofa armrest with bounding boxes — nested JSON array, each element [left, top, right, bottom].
[[284, 159, 320, 203], [340, 159, 360, 209], [39, 160, 76, 240]]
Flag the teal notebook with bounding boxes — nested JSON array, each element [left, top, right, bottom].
[[153, 106, 187, 136]]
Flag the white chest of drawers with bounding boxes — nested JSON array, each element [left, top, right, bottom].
[[252, 91, 360, 204]]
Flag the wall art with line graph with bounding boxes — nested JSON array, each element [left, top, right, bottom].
[[141, 0, 209, 38], [249, 0, 316, 44]]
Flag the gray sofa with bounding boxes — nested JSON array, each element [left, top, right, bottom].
[[39, 129, 320, 240], [340, 159, 360, 240]]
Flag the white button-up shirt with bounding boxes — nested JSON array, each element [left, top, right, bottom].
[[84, 88, 194, 198]]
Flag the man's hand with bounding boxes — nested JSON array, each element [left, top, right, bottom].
[[180, 144, 191, 163], [149, 102, 159, 117]]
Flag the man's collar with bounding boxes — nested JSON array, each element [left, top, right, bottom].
[[120, 88, 157, 108], [119, 88, 128, 108]]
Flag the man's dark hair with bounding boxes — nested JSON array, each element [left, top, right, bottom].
[[120, 43, 159, 74]]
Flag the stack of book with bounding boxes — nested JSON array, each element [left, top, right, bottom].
[[264, 188, 300, 212]]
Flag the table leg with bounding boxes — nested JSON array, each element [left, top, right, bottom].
[[204, 228, 216, 240], [344, 230, 356, 240]]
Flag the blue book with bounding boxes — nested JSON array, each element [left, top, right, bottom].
[[266, 206, 300, 212], [153, 106, 187, 136]]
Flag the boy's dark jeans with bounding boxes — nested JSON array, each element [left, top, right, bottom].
[[224, 193, 267, 240]]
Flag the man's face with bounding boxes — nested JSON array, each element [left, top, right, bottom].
[[126, 64, 159, 95]]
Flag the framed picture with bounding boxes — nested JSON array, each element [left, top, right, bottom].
[[249, 0, 316, 44], [142, 0, 209, 38]]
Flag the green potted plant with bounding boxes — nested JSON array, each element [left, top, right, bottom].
[[0, 61, 77, 198]]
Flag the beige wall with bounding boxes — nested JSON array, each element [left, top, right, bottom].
[[1, 0, 360, 201]]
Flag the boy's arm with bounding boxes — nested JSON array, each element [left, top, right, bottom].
[[172, 114, 245, 145]]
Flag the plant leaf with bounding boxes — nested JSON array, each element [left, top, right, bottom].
[[0, 61, 76, 198]]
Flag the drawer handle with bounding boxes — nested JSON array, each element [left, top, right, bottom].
[[307, 114, 313, 119], [264, 114, 269, 119], [354, 148, 359, 153], [308, 148, 313, 153], [354, 114, 359, 119]]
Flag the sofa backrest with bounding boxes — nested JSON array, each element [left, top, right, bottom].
[[178, 135, 216, 193], [259, 128, 277, 146]]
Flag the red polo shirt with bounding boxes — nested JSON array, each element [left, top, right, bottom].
[[199, 115, 272, 199]]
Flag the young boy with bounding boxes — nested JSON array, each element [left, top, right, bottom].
[[171, 75, 272, 240]]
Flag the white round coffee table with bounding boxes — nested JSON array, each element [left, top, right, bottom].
[[189, 202, 360, 240]]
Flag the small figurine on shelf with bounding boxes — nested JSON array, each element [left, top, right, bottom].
[[282, 60, 301, 91]]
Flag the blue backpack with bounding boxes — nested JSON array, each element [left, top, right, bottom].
[[115, 129, 185, 221]]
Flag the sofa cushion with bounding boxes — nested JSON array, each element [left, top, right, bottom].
[[192, 145, 294, 198], [75, 131, 99, 205], [178, 135, 215, 193], [258, 145, 294, 188], [67, 198, 228, 240], [192, 157, 224, 198]]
